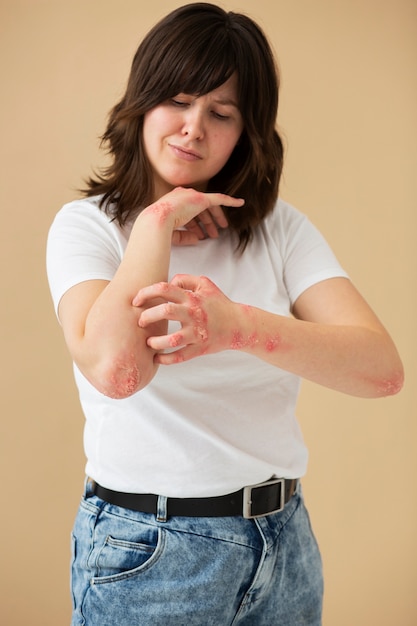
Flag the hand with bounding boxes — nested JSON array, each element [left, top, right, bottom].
[[132, 274, 237, 364], [141, 187, 245, 246]]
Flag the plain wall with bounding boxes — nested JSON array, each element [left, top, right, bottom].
[[1, 0, 415, 624]]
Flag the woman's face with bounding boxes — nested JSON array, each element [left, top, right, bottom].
[[143, 74, 244, 200]]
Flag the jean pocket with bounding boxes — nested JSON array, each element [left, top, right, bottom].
[[92, 527, 165, 584]]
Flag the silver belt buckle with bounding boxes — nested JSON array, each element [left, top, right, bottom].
[[243, 478, 285, 519]]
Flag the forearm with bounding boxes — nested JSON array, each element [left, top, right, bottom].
[[136, 275, 403, 399], [64, 188, 245, 398], [69, 209, 174, 397], [232, 303, 404, 398]]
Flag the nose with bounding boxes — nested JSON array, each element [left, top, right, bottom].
[[181, 106, 204, 141]]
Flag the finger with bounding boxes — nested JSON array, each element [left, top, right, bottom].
[[155, 349, 186, 365], [147, 330, 186, 351], [155, 350, 186, 365], [132, 282, 183, 307], [155, 344, 203, 365], [196, 209, 220, 239], [182, 218, 206, 240], [147, 320, 203, 350], [139, 301, 188, 328], [201, 205, 228, 229], [169, 274, 201, 291], [171, 229, 200, 246], [205, 193, 245, 210], [132, 282, 166, 307]]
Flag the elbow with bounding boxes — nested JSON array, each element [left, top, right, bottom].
[[368, 350, 405, 397], [374, 366, 404, 398], [363, 338, 405, 398], [379, 346, 405, 397], [103, 363, 143, 399], [88, 354, 157, 399]]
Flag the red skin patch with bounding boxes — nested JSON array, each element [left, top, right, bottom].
[[230, 330, 259, 350], [375, 373, 404, 396], [355, 370, 404, 397], [172, 353, 185, 364], [265, 334, 281, 353], [169, 333, 183, 348], [228, 304, 260, 351], [247, 332, 259, 348], [105, 363, 141, 399], [230, 330, 244, 350], [147, 201, 173, 224], [187, 292, 209, 342]]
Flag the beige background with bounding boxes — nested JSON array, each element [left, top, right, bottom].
[[1, 0, 415, 624]]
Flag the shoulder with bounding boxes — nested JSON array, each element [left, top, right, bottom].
[[48, 195, 131, 245], [259, 198, 313, 254], [46, 196, 126, 313], [50, 195, 109, 228], [263, 198, 308, 234]]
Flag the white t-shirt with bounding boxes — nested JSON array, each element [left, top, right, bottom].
[[47, 196, 348, 497]]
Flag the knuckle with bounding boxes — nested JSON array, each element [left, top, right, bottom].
[[169, 333, 182, 348], [164, 302, 174, 315]]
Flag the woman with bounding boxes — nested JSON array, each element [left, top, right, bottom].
[[47, 4, 403, 625]]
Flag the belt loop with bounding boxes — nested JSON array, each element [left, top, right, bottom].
[[84, 476, 95, 499], [156, 495, 168, 522]]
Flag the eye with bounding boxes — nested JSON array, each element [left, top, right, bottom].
[[212, 111, 230, 121], [170, 98, 188, 107]]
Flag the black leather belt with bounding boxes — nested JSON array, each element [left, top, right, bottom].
[[92, 477, 298, 519]]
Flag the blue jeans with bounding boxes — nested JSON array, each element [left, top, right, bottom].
[[70, 479, 323, 625]]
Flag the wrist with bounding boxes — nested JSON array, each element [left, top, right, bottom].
[[139, 200, 176, 230], [229, 304, 260, 352]]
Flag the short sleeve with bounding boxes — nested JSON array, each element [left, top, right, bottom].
[[46, 198, 128, 315], [272, 201, 349, 305]]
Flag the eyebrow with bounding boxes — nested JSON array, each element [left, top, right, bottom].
[[175, 92, 240, 108], [212, 97, 239, 108]]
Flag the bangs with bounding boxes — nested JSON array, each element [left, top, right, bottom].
[[85, 3, 283, 249], [133, 13, 240, 108], [162, 34, 237, 97]]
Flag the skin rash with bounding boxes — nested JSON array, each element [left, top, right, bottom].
[[165, 292, 209, 349], [229, 303, 281, 353], [147, 201, 175, 225], [135, 277, 403, 398], [188, 292, 209, 342], [170, 295, 284, 357], [367, 372, 405, 397], [265, 334, 282, 353], [99, 357, 141, 399], [230, 330, 259, 350]]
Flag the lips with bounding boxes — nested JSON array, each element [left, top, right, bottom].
[[169, 144, 203, 161]]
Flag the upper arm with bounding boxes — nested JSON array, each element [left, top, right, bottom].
[[292, 277, 386, 331], [57, 279, 159, 398], [58, 279, 110, 357]]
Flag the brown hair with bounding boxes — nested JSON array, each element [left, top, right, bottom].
[[84, 2, 284, 250]]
